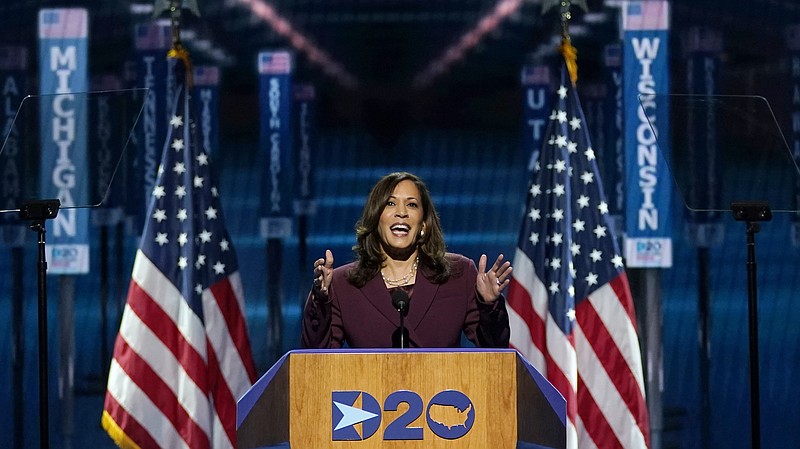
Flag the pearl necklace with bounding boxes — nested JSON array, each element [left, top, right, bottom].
[[381, 256, 419, 287]]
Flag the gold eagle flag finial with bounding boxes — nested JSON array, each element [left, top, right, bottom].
[[541, 0, 588, 85], [153, 0, 200, 83]]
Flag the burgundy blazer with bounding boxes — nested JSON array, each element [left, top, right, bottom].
[[301, 253, 510, 348]]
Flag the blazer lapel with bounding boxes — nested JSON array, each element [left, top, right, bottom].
[[360, 275, 400, 325], [406, 269, 438, 331]]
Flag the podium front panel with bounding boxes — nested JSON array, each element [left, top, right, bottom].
[[288, 351, 517, 449]]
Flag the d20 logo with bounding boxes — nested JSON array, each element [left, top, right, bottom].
[[331, 391, 382, 440]]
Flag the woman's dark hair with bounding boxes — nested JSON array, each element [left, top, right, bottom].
[[347, 172, 450, 287]]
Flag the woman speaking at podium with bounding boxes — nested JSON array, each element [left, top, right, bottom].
[[301, 171, 511, 349]]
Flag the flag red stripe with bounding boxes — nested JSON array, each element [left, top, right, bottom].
[[577, 374, 624, 449], [103, 393, 161, 449], [610, 272, 638, 329], [205, 339, 238, 446], [544, 337, 578, 424], [209, 276, 257, 382], [113, 336, 210, 449], [577, 282, 650, 444], [507, 278, 546, 352], [126, 280, 209, 392]]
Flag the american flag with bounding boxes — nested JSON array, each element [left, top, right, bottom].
[[258, 51, 292, 75], [506, 53, 650, 449], [102, 52, 257, 449]]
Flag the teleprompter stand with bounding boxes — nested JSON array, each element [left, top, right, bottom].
[[18, 199, 61, 449], [0, 89, 147, 449], [642, 94, 800, 449]]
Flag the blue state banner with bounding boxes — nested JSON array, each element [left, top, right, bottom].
[[258, 50, 294, 239], [622, 0, 673, 268], [193, 65, 220, 157], [38, 8, 90, 274], [0, 45, 29, 247], [133, 21, 171, 230]]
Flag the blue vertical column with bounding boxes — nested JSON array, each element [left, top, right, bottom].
[[603, 43, 625, 238], [520, 62, 551, 171], [192, 65, 220, 156], [0, 44, 29, 449], [786, 24, 800, 245], [258, 50, 293, 364], [133, 21, 171, 231], [293, 82, 316, 301]]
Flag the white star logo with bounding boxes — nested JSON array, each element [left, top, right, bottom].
[[570, 242, 581, 256], [177, 209, 188, 221], [569, 116, 581, 130], [528, 208, 541, 222], [178, 233, 189, 246], [573, 219, 586, 232], [213, 261, 226, 274], [598, 201, 609, 214], [585, 147, 596, 161], [556, 110, 568, 123], [585, 272, 599, 286], [220, 239, 230, 251], [178, 256, 188, 270], [195, 254, 207, 269], [205, 207, 218, 220], [566, 308, 576, 321], [196, 153, 209, 166], [549, 258, 561, 270], [557, 85, 567, 99], [577, 195, 590, 208], [590, 249, 603, 262], [555, 135, 567, 148], [554, 159, 567, 173], [580, 171, 594, 184], [552, 209, 564, 222], [173, 162, 186, 175], [332, 401, 380, 432], [194, 176, 204, 188], [553, 184, 565, 197], [530, 184, 542, 197], [169, 115, 183, 128], [175, 186, 187, 199], [529, 232, 539, 245], [548, 281, 560, 294], [551, 232, 563, 246], [612, 255, 624, 268]]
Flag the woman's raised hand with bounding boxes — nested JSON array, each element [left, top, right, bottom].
[[476, 253, 512, 303], [313, 249, 334, 296]]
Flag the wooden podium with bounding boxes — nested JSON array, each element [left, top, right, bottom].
[[237, 349, 565, 449]]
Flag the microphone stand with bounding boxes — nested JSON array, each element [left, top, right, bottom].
[[398, 308, 406, 349], [19, 198, 61, 449]]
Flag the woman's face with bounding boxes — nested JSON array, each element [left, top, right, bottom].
[[378, 179, 425, 254]]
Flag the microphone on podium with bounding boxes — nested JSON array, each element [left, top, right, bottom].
[[391, 289, 410, 348]]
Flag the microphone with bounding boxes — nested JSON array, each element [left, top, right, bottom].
[[391, 289, 411, 348], [391, 289, 410, 316]]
